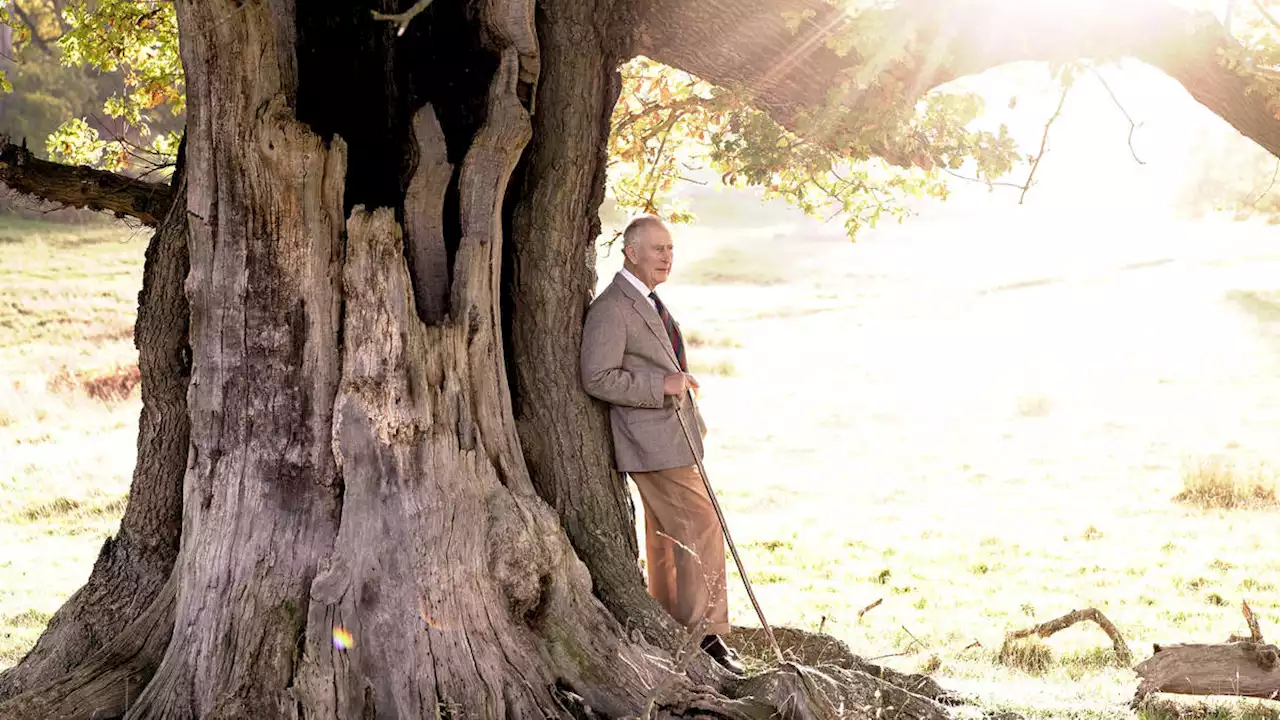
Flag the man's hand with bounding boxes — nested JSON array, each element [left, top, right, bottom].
[[663, 372, 699, 397]]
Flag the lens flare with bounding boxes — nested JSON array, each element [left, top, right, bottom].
[[332, 627, 354, 650]]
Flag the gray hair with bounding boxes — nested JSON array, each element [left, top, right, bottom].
[[621, 214, 667, 250]]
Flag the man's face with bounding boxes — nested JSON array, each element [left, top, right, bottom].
[[625, 225, 674, 289]]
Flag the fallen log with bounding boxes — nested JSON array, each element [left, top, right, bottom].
[[1134, 601, 1280, 703], [1134, 641, 1280, 702]]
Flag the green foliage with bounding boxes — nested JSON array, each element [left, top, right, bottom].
[[0, 0, 182, 172], [607, 0, 1026, 240], [606, 0, 1280, 238], [607, 58, 731, 225], [607, 55, 1011, 239], [53, 0, 183, 171], [0, 46, 105, 153]]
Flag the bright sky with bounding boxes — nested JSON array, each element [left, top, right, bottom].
[[939, 59, 1242, 214]]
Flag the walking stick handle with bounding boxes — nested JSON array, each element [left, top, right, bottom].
[[677, 390, 786, 665]]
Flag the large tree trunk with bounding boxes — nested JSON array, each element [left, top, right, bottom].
[[0, 0, 761, 716], [507, 0, 693, 658]]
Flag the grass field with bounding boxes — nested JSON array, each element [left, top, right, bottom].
[[0, 216, 148, 668], [3, 202, 1280, 718]]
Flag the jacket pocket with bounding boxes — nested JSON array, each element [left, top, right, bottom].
[[619, 406, 673, 427]]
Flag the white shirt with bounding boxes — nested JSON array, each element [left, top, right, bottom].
[[620, 267, 656, 310]]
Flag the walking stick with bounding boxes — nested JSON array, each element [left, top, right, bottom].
[[675, 389, 786, 665]]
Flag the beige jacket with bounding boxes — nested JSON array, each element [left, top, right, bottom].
[[581, 273, 706, 472]]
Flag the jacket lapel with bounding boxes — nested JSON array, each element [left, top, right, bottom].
[[612, 273, 681, 370]]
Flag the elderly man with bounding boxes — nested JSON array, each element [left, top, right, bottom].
[[580, 214, 745, 675]]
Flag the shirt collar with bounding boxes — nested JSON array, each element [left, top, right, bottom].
[[619, 267, 653, 299]]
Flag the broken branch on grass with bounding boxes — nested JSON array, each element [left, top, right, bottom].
[[1245, 601, 1264, 642], [1006, 607, 1133, 665], [1090, 66, 1146, 165], [371, 0, 434, 36], [902, 624, 927, 652], [857, 598, 883, 622], [866, 651, 911, 661], [1228, 600, 1266, 643]]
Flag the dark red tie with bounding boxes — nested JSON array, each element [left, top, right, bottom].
[[649, 292, 687, 372]]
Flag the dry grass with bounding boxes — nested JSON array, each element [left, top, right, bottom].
[[1016, 394, 1054, 418], [999, 636, 1054, 675], [682, 246, 791, 286], [46, 363, 141, 402], [1174, 457, 1278, 510], [1229, 291, 1280, 325], [1139, 697, 1280, 720], [0, 216, 143, 668], [684, 328, 741, 349], [689, 356, 738, 377], [6, 207, 1280, 720]]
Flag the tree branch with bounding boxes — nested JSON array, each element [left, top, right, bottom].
[[1007, 607, 1134, 665], [1252, 0, 1280, 32], [371, 0, 435, 37], [943, 168, 1027, 191], [1020, 83, 1071, 205], [0, 135, 174, 226], [634, 0, 1280, 164], [1248, 156, 1279, 206], [11, 5, 54, 55], [1090, 66, 1147, 165]]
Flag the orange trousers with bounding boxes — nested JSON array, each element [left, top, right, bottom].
[[629, 465, 730, 636]]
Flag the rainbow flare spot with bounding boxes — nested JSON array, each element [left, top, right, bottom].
[[332, 627, 353, 650]]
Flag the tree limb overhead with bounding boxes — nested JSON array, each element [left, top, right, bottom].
[[634, 0, 1280, 163], [0, 136, 174, 226]]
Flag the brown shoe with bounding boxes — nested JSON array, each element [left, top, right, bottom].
[[700, 634, 746, 675]]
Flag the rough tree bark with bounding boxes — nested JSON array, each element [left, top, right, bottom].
[[1135, 642, 1280, 702], [0, 136, 173, 225], [2, 0, 1280, 718], [1134, 603, 1280, 703], [507, 0, 693, 658]]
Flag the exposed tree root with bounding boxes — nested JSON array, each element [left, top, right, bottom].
[[0, 575, 176, 720], [731, 624, 961, 706]]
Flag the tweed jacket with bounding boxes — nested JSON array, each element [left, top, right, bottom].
[[580, 272, 706, 472]]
